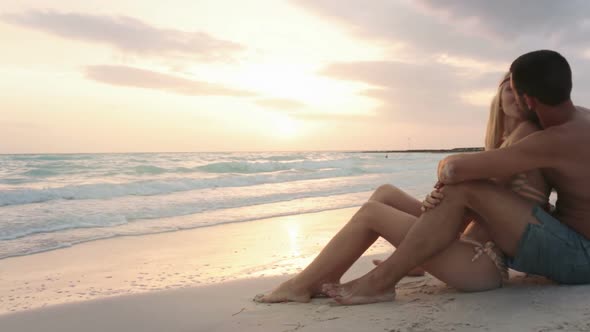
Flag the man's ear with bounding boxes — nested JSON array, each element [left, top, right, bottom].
[[523, 94, 537, 110]]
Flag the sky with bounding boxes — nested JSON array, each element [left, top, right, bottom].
[[1, 0, 590, 153]]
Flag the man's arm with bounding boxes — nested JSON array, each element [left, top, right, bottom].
[[438, 129, 562, 184]]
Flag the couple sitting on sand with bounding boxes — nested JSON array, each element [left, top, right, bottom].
[[256, 50, 590, 305]]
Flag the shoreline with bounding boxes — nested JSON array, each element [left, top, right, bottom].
[[0, 204, 366, 261], [1, 207, 393, 314]]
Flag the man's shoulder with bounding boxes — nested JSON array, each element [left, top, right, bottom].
[[502, 123, 567, 160], [523, 116, 588, 159], [525, 124, 570, 147], [553, 111, 590, 139]]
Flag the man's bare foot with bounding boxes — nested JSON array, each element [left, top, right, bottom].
[[372, 259, 425, 277], [322, 277, 396, 305], [253, 278, 312, 303]]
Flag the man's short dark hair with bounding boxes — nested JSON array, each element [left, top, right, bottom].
[[509, 50, 572, 106]]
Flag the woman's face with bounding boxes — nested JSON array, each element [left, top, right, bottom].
[[500, 81, 530, 119], [500, 82, 519, 118]]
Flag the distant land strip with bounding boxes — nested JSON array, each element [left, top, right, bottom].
[[361, 147, 484, 154]]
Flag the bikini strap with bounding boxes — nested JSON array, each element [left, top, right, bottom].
[[460, 236, 509, 281]]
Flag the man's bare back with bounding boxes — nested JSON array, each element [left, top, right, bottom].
[[540, 108, 590, 238]]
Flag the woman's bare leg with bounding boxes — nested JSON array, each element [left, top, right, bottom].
[[287, 184, 425, 299], [369, 185, 425, 276], [352, 202, 501, 292], [369, 184, 423, 217], [324, 202, 502, 296], [256, 201, 501, 303], [255, 201, 389, 303], [257, 185, 434, 303]]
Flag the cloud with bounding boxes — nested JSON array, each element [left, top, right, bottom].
[[292, 0, 506, 61], [320, 60, 500, 125], [1, 10, 243, 61], [361, 88, 486, 127], [333, 59, 590, 127], [415, 0, 590, 42], [255, 98, 306, 110], [295, 0, 590, 125], [85, 65, 256, 97], [321, 60, 497, 89], [293, 0, 590, 62]]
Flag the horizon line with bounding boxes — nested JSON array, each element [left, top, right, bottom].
[[0, 147, 484, 155]]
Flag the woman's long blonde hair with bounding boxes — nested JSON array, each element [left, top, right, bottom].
[[484, 72, 511, 151]]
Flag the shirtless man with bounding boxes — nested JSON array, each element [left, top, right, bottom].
[[323, 50, 590, 304]]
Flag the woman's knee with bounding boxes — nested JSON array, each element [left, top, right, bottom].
[[370, 184, 401, 203], [356, 200, 385, 223]]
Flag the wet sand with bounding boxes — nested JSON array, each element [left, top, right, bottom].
[[2, 207, 590, 331]]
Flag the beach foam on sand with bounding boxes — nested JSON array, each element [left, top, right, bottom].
[[2, 208, 590, 331]]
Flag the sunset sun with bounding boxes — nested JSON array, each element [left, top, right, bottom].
[[270, 115, 301, 139]]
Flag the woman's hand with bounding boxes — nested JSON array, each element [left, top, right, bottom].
[[421, 188, 445, 212]]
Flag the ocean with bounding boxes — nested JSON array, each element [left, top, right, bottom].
[[0, 152, 447, 259]]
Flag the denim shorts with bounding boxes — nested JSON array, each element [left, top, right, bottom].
[[506, 205, 590, 284]]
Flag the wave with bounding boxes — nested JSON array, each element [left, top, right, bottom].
[[0, 214, 129, 241], [0, 166, 376, 207], [0, 151, 445, 260], [0, 178, 30, 185], [132, 165, 168, 175], [195, 161, 294, 173], [16, 162, 97, 179], [0, 180, 439, 260], [0, 170, 438, 243], [21, 168, 60, 177], [0, 192, 371, 260], [3, 155, 370, 181], [195, 157, 364, 174], [0, 174, 389, 241], [10, 154, 95, 161]]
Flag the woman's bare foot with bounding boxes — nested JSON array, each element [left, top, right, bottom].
[[372, 259, 425, 277], [253, 278, 313, 303], [322, 277, 396, 305]]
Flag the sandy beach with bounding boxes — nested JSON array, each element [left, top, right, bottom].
[[2, 207, 590, 332]]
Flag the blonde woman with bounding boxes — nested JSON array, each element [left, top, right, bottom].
[[256, 73, 551, 303]]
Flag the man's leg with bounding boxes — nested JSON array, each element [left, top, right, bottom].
[[445, 181, 539, 256], [324, 180, 538, 304]]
